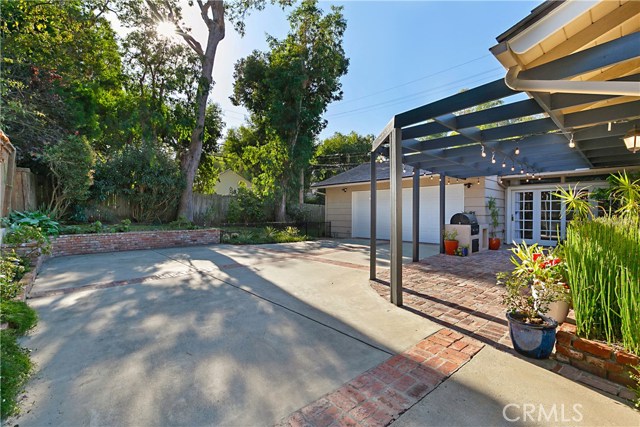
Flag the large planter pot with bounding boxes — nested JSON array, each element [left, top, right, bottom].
[[488, 237, 501, 250], [444, 240, 459, 255], [506, 312, 558, 359]]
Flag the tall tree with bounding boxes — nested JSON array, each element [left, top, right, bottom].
[[114, 0, 290, 220], [231, 0, 349, 221], [312, 131, 373, 182]]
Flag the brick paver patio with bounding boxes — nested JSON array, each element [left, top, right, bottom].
[[371, 249, 515, 352]]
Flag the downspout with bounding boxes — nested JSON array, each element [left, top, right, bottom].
[[505, 66, 640, 96]]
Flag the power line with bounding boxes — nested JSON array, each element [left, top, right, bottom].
[[326, 68, 504, 119], [335, 53, 493, 106]]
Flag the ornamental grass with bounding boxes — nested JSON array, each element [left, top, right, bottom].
[[562, 216, 640, 355]]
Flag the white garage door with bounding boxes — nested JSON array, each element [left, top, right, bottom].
[[351, 185, 465, 243]]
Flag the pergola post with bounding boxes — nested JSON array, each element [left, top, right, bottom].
[[439, 173, 446, 254], [390, 127, 403, 307], [412, 167, 420, 262], [369, 152, 377, 280]]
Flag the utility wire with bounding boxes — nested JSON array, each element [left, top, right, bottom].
[[327, 69, 504, 119], [335, 53, 494, 106]]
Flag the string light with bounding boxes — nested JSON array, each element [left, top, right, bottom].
[[481, 145, 486, 158], [477, 177, 480, 184], [491, 151, 496, 164], [514, 146, 520, 156], [569, 134, 575, 148], [608, 122, 612, 132], [511, 163, 515, 172], [502, 158, 507, 168], [520, 167, 524, 174]]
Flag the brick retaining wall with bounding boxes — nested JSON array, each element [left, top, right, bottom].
[[555, 323, 639, 388], [50, 229, 221, 257]]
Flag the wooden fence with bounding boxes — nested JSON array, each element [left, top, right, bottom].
[[12, 168, 38, 212], [1, 133, 16, 217], [192, 193, 234, 225]]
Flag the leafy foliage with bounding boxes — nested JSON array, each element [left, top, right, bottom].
[[0, 0, 123, 168], [5, 211, 59, 236], [0, 251, 27, 301], [0, 300, 37, 418], [226, 186, 270, 224], [43, 135, 95, 218], [0, 301, 38, 336], [312, 131, 373, 182], [221, 225, 306, 244], [3, 225, 51, 255], [92, 143, 184, 223]]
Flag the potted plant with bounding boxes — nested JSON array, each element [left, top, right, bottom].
[[460, 244, 469, 257], [443, 229, 458, 255], [486, 196, 501, 250], [510, 242, 571, 324], [499, 270, 558, 359]]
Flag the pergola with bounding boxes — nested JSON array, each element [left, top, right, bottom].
[[369, 9, 640, 306]]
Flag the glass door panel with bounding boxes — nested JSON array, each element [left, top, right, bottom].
[[513, 191, 534, 243], [539, 191, 563, 244]]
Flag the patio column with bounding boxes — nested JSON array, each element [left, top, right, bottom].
[[412, 167, 420, 262], [370, 152, 377, 280], [390, 127, 403, 307], [439, 173, 446, 254]]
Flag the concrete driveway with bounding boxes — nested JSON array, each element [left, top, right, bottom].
[[15, 240, 439, 426]]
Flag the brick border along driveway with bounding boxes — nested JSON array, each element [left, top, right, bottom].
[[278, 329, 484, 427]]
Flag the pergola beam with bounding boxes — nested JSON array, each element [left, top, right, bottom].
[[395, 79, 517, 128]]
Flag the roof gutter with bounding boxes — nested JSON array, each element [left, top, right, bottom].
[[505, 66, 640, 97]]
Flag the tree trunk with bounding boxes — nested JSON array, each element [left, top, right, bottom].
[[276, 178, 287, 222], [299, 168, 304, 206], [177, 1, 225, 221]]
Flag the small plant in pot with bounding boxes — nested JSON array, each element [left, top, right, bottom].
[[499, 271, 558, 359], [443, 229, 458, 255], [486, 196, 501, 250]]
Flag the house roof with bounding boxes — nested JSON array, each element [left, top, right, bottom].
[[311, 162, 426, 188]]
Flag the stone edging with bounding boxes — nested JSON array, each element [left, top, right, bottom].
[[277, 329, 484, 427]]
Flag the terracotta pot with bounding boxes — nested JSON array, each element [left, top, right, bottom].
[[444, 240, 459, 255], [488, 237, 501, 250]]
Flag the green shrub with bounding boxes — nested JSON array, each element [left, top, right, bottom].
[[92, 143, 184, 223], [88, 220, 104, 233], [0, 300, 37, 419], [6, 211, 59, 236], [0, 251, 27, 300], [3, 225, 51, 255], [1, 330, 33, 418], [43, 134, 95, 219], [169, 215, 198, 230], [59, 225, 83, 235], [114, 219, 131, 233], [226, 186, 268, 224], [0, 301, 38, 335], [563, 216, 640, 354]]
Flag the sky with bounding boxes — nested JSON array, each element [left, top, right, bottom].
[[122, 1, 541, 141]]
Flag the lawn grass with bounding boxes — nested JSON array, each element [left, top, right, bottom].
[[1, 301, 38, 420]]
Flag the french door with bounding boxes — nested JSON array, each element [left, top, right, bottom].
[[511, 189, 566, 246]]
